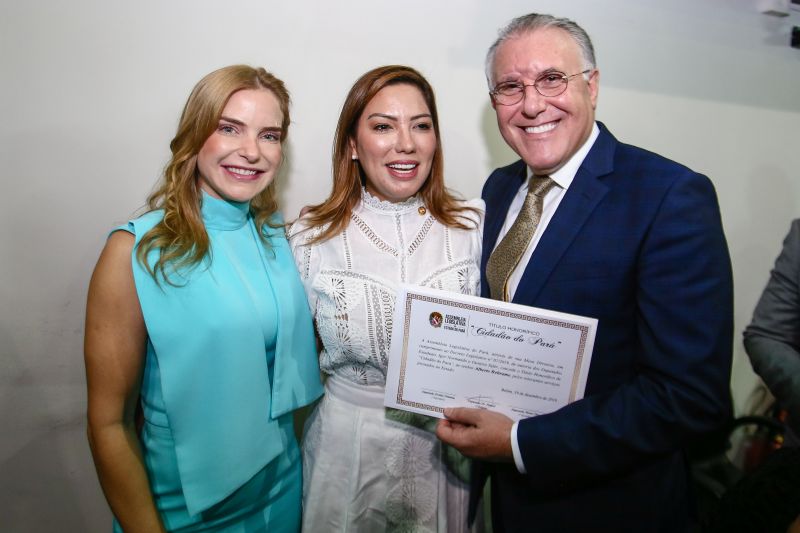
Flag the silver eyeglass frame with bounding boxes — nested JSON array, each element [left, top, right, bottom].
[[490, 69, 592, 105]]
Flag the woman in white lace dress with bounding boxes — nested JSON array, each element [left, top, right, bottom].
[[289, 65, 484, 533]]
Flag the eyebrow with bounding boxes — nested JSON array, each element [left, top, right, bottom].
[[498, 68, 566, 83], [366, 112, 432, 121], [220, 116, 246, 126], [538, 68, 565, 76]]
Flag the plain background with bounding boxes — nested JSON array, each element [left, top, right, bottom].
[[2, 0, 799, 530]]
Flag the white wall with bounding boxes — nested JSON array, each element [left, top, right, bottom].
[[2, 0, 799, 530]]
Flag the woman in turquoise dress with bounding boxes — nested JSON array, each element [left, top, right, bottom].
[[84, 65, 322, 532]]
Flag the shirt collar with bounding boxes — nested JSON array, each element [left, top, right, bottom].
[[526, 122, 600, 190]]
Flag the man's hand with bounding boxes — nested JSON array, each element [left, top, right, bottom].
[[435, 407, 514, 461]]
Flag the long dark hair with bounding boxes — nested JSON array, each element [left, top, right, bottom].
[[302, 65, 477, 244]]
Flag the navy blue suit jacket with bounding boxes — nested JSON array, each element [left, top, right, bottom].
[[477, 123, 733, 532]]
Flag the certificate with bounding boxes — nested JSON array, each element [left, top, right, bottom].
[[384, 285, 597, 421]]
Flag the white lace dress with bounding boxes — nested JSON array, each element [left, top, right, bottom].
[[289, 189, 484, 533]]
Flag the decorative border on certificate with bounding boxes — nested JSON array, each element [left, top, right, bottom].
[[393, 290, 594, 416]]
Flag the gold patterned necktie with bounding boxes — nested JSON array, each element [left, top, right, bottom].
[[486, 175, 557, 301]]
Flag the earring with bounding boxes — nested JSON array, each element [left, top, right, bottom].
[[352, 154, 358, 160]]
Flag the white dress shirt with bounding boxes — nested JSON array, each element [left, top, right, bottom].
[[503, 123, 600, 473]]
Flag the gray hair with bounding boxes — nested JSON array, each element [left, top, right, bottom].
[[485, 13, 596, 88]]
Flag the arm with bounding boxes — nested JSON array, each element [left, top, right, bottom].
[[287, 218, 321, 313], [744, 336, 800, 427], [84, 231, 166, 532], [744, 220, 800, 427], [287, 219, 325, 443]]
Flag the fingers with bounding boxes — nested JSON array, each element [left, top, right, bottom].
[[443, 407, 483, 425], [437, 409, 515, 461], [436, 418, 462, 437], [436, 417, 471, 445], [435, 419, 452, 443]]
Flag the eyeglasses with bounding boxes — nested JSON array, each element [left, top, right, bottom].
[[490, 70, 592, 105]]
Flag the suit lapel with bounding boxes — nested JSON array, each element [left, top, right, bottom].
[[511, 124, 616, 305]]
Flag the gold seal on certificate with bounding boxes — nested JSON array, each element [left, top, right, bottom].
[[384, 285, 597, 421]]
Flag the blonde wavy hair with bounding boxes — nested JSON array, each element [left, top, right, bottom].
[[302, 65, 477, 244], [136, 65, 290, 282]]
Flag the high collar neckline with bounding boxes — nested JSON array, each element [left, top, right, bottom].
[[200, 191, 250, 230], [360, 187, 423, 215]]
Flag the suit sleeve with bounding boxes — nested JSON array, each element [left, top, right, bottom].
[[743, 220, 800, 432], [515, 170, 733, 490]]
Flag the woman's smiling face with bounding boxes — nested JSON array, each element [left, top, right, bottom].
[[349, 83, 436, 203], [196, 88, 284, 202]]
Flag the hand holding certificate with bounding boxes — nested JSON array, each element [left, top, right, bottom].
[[384, 285, 597, 421]]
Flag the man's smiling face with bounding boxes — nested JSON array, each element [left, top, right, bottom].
[[491, 27, 598, 175]]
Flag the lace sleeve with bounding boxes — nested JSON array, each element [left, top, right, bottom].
[[465, 197, 485, 256], [465, 198, 485, 295], [287, 218, 322, 315]]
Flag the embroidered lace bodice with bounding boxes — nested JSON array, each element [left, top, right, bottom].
[[289, 189, 484, 386]]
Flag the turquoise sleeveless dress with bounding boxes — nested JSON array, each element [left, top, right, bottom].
[[113, 192, 323, 532]]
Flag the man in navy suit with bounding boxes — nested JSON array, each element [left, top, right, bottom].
[[436, 13, 733, 532]]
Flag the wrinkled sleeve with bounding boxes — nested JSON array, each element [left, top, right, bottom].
[[744, 219, 800, 431]]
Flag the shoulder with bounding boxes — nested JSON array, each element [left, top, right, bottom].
[[114, 210, 164, 240], [462, 197, 486, 212], [287, 215, 328, 247], [452, 198, 485, 228], [776, 219, 800, 264], [105, 230, 135, 256], [597, 138, 717, 206], [286, 216, 309, 240], [259, 213, 287, 241], [615, 142, 694, 176], [483, 160, 526, 199], [789, 219, 800, 240], [595, 122, 702, 186], [101, 211, 163, 257], [592, 123, 705, 188], [93, 230, 136, 288]]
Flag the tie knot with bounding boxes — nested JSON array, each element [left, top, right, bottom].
[[529, 175, 555, 198]]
